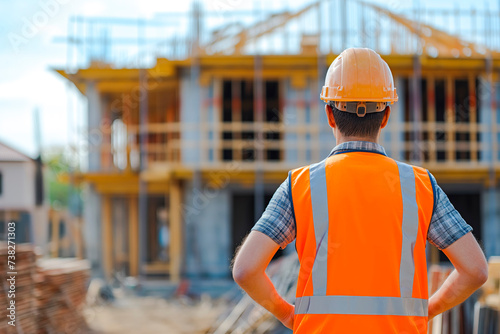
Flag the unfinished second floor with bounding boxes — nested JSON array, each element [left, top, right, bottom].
[[57, 55, 500, 185], [54, 1, 500, 185]]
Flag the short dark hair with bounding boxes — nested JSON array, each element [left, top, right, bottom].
[[330, 105, 386, 137]]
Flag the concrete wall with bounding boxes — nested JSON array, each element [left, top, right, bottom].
[[0, 161, 35, 209], [183, 180, 231, 278]]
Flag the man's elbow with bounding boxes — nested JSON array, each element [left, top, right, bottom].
[[232, 266, 246, 286], [232, 263, 255, 287], [464, 262, 488, 288], [473, 265, 488, 287], [232, 253, 255, 286]]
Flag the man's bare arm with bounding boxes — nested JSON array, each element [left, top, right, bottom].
[[232, 231, 295, 329], [428, 232, 488, 320]]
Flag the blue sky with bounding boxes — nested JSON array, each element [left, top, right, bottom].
[[0, 0, 495, 158]]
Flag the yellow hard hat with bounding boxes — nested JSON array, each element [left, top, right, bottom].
[[320, 48, 398, 117]]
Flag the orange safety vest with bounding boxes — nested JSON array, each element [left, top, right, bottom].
[[289, 151, 434, 333]]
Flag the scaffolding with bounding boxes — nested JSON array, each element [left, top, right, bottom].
[[58, 1, 500, 66], [55, 0, 500, 280]]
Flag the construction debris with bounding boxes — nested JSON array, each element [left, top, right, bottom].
[[85, 294, 224, 334], [208, 254, 300, 334], [0, 243, 91, 334]]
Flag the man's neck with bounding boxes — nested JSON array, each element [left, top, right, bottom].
[[335, 136, 378, 146]]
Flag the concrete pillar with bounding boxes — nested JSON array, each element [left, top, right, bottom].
[[478, 75, 499, 259], [211, 78, 221, 163], [482, 186, 500, 258], [83, 185, 102, 275], [199, 187, 230, 278], [388, 76, 405, 161], [477, 75, 499, 164], [316, 70, 334, 159], [169, 180, 183, 282], [180, 69, 202, 166], [183, 180, 198, 277], [284, 79, 300, 164], [87, 81, 102, 172]]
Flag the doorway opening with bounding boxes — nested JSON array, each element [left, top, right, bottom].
[[231, 193, 284, 261], [438, 192, 482, 262]]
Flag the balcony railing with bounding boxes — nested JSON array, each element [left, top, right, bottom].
[[85, 120, 500, 175]]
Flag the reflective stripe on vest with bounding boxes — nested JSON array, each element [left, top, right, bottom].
[[295, 159, 426, 317], [397, 161, 419, 298], [295, 296, 428, 317], [309, 160, 329, 296]]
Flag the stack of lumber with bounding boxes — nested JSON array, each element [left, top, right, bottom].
[[208, 253, 300, 334], [0, 243, 38, 334], [0, 243, 91, 334], [36, 258, 91, 334]]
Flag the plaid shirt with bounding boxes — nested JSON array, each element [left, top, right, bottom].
[[252, 141, 472, 250]]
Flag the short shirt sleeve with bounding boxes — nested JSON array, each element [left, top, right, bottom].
[[427, 173, 473, 250], [251, 178, 296, 249]]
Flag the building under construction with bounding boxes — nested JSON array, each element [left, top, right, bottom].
[[55, 0, 500, 281]]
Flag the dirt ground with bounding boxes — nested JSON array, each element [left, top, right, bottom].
[[84, 295, 224, 334]]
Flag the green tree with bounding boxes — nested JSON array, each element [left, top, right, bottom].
[[43, 147, 82, 212]]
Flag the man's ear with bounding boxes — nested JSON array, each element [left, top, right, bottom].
[[380, 106, 391, 129], [325, 104, 336, 129]]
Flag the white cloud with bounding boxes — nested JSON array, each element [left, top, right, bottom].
[[0, 68, 69, 155], [81, 2, 106, 16]]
